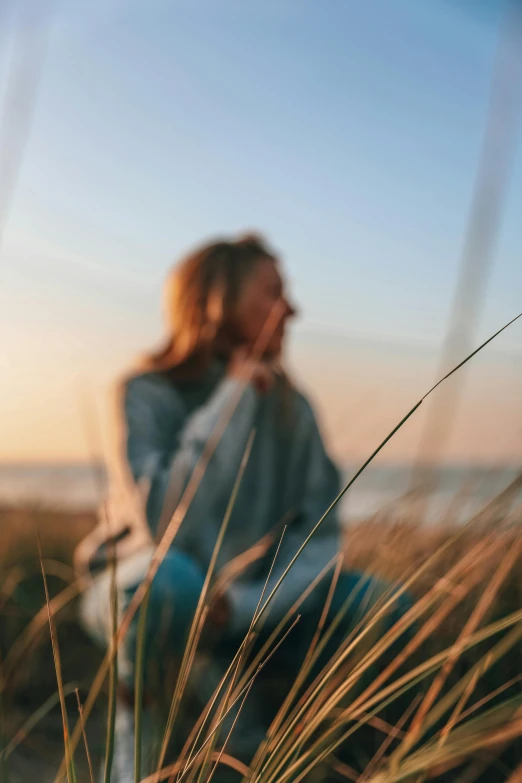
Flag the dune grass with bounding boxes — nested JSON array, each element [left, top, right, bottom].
[[1, 314, 522, 782], [1, 491, 521, 783]]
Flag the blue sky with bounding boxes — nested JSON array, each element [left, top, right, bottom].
[[1, 0, 521, 462]]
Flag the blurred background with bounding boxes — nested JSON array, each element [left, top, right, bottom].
[[1, 0, 521, 522], [2, 5, 522, 780]]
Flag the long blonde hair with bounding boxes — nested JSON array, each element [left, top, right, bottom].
[[145, 234, 280, 378]]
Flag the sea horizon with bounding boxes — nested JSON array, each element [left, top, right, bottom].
[[1, 460, 520, 525]]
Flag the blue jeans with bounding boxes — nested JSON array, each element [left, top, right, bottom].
[[83, 550, 411, 763], [82, 548, 411, 692]]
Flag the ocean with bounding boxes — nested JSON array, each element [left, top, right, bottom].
[[0, 462, 520, 525]]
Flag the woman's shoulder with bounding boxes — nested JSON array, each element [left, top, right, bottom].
[[275, 377, 321, 437], [121, 367, 173, 392], [117, 368, 181, 411], [288, 383, 318, 423]]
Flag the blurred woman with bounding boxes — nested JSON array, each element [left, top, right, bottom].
[[76, 234, 408, 782]]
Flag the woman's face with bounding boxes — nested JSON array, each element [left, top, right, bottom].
[[233, 258, 296, 356]]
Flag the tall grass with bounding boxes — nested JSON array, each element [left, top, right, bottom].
[[102, 506, 119, 783], [38, 537, 77, 783], [1, 501, 522, 781], [1, 312, 522, 782]]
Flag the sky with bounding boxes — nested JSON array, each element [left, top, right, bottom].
[[0, 0, 521, 465]]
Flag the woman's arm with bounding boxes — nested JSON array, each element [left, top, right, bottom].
[[123, 372, 259, 538], [227, 394, 342, 633]]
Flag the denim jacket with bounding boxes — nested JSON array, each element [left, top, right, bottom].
[[76, 361, 341, 634]]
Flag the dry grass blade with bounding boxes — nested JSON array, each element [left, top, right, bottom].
[[2, 577, 87, 683], [472, 472, 522, 533], [359, 693, 423, 782], [400, 536, 521, 758], [205, 678, 256, 783], [361, 607, 522, 724], [103, 505, 119, 783], [248, 565, 381, 780], [0, 567, 25, 615], [55, 311, 521, 783], [38, 536, 77, 783], [134, 585, 151, 783], [189, 525, 289, 783], [178, 521, 297, 783], [148, 617, 301, 783], [407, 617, 522, 753], [156, 431, 256, 781], [235, 555, 338, 705], [423, 311, 522, 399], [262, 601, 522, 783], [331, 757, 360, 781], [168, 611, 212, 783], [173, 633, 248, 783], [335, 536, 500, 716], [506, 761, 522, 782], [432, 679, 522, 783], [441, 669, 481, 747], [247, 311, 522, 641], [0, 0, 52, 248], [268, 669, 435, 783], [249, 555, 344, 776], [456, 676, 522, 727], [257, 535, 495, 783], [367, 704, 522, 783], [260, 578, 412, 775], [135, 751, 249, 782], [0, 683, 78, 762], [177, 556, 335, 783], [270, 502, 516, 776], [184, 608, 300, 783], [54, 304, 285, 783], [75, 688, 95, 783], [40, 559, 77, 584]]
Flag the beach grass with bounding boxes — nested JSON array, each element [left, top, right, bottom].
[[1, 491, 521, 782]]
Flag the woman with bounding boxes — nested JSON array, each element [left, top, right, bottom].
[[76, 234, 408, 781]]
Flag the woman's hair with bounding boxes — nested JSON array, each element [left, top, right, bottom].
[[144, 233, 278, 377]]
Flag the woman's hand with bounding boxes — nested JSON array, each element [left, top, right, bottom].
[[228, 349, 275, 394]]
